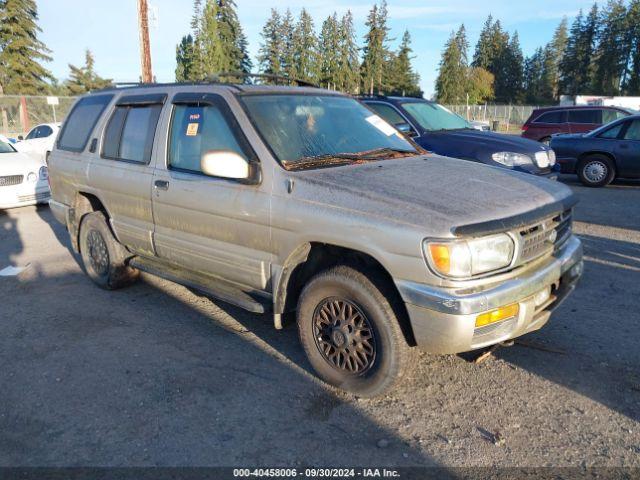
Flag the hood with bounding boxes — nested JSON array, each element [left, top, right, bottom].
[[426, 129, 548, 154], [289, 155, 574, 237], [0, 151, 44, 176]]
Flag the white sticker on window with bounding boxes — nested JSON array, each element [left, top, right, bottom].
[[366, 115, 397, 137]]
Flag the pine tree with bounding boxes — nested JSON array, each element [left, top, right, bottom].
[[292, 8, 319, 83], [217, 0, 252, 75], [190, 0, 205, 79], [279, 9, 296, 79], [0, 0, 53, 94], [318, 13, 340, 89], [387, 31, 421, 97], [559, 10, 585, 95], [497, 32, 524, 103], [524, 48, 545, 103], [539, 18, 568, 102], [337, 11, 360, 93], [455, 24, 470, 67], [624, 0, 640, 94], [472, 16, 510, 100], [198, 0, 224, 78], [361, 1, 391, 94], [592, 0, 628, 95], [64, 50, 112, 95], [472, 15, 495, 70], [176, 34, 195, 81], [435, 31, 466, 103], [257, 9, 283, 78]]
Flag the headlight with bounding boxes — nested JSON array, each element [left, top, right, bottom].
[[534, 151, 550, 168], [424, 234, 515, 278], [38, 166, 48, 181], [27, 172, 37, 182], [491, 152, 532, 167], [547, 149, 556, 166]]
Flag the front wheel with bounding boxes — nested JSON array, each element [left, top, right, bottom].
[[297, 265, 410, 397], [577, 155, 615, 187]]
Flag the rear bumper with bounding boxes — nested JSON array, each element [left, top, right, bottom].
[[396, 236, 583, 354]]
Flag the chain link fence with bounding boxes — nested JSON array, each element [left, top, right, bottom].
[[0, 95, 551, 138], [443, 104, 551, 133], [0, 95, 76, 138]]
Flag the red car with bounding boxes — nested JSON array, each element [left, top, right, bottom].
[[521, 105, 632, 144]]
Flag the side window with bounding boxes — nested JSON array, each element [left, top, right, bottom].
[[602, 109, 627, 123], [623, 120, 640, 141], [26, 127, 39, 140], [366, 103, 407, 126], [534, 111, 565, 124], [598, 123, 624, 139], [568, 109, 601, 124], [38, 125, 53, 138], [168, 103, 249, 173], [101, 104, 162, 163], [58, 94, 114, 152]]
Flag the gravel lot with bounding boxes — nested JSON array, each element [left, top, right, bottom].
[[0, 175, 638, 468]]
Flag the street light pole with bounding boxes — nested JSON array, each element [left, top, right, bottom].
[[137, 0, 153, 83]]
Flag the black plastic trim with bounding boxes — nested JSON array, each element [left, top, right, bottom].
[[116, 93, 167, 106]]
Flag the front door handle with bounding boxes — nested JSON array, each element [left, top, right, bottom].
[[154, 180, 169, 191]]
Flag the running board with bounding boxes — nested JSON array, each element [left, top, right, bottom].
[[129, 257, 271, 314]]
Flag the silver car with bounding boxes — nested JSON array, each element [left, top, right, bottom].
[[48, 84, 583, 396]]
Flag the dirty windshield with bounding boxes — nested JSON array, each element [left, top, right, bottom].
[[401, 101, 471, 131], [241, 94, 419, 170]]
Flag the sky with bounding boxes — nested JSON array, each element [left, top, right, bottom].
[[38, 0, 595, 98]]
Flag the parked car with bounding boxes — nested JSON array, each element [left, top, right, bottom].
[[48, 84, 583, 397], [360, 96, 558, 179], [14, 122, 61, 163], [0, 135, 50, 209], [551, 114, 640, 187], [521, 106, 631, 144]]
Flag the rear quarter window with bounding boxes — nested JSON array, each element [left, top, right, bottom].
[[57, 94, 114, 152], [568, 109, 601, 124], [533, 111, 566, 124]]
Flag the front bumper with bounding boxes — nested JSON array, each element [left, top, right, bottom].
[[0, 183, 50, 209], [396, 235, 583, 354]]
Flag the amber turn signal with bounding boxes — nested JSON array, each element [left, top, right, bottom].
[[475, 303, 519, 328]]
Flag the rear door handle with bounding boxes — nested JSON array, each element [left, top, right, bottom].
[[154, 180, 169, 191]]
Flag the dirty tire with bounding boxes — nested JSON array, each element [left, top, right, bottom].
[[297, 265, 410, 397], [79, 211, 138, 289], [577, 154, 615, 187]]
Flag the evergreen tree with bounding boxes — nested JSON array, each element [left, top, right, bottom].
[[198, 0, 224, 78], [592, 0, 628, 95], [279, 9, 296, 79], [472, 16, 509, 100], [524, 48, 545, 103], [361, 1, 391, 94], [217, 0, 252, 75], [190, 0, 205, 79], [257, 9, 283, 78], [318, 13, 340, 89], [0, 0, 53, 94], [176, 34, 195, 82], [455, 24, 470, 67], [435, 31, 466, 103], [472, 15, 495, 70], [539, 18, 568, 102], [624, 0, 640, 93], [64, 50, 112, 95], [559, 10, 585, 95], [291, 8, 318, 83], [496, 31, 524, 103], [337, 11, 360, 93], [387, 31, 421, 97]]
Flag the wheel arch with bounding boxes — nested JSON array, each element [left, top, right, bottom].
[[577, 150, 618, 170], [68, 191, 110, 253], [274, 242, 416, 346]]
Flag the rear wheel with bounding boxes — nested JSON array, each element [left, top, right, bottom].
[[577, 155, 615, 187], [297, 265, 410, 397], [79, 212, 138, 289]]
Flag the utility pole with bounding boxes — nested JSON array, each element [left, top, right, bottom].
[[137, 0, 153, 83]]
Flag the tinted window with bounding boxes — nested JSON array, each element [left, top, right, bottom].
[[101, 105, 161, 163], [624, 120, 640, 140], [568, 109, 601, 124], [598, 123, 624, 139], [38, 125, 53, 138], [534, 111, 565, 124], [169, 104, 248, 173], [401, 102, 470, 131], [26, 127, 39, 140], [366, 103, 407, 126], [58, 94, 113, 151]]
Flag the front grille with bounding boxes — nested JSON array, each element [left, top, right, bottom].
[[518, 210, 572, 263], [0, 175, 23, 187]]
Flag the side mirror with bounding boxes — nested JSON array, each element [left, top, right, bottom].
[[201, 151, 253, 181], [17, 135, 24, 141], [396, 123, 417, 137]]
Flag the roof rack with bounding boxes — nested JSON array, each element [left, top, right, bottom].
[[208, 72, 320, 88]]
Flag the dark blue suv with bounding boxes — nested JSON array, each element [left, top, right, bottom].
[[361, 96, 559, 178]]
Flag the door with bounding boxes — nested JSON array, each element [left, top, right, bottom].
[[568, 109, 601, 134], [151, 92, 271, 291], [88, 93, 166, 257], [531, 110, 568, 141], [616, 119, 640, 178]]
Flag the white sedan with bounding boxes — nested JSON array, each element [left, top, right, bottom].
[[0, 136, 50, 209], [13, 123, 61, 163]]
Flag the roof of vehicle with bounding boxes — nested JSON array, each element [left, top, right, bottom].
[[532, 105, 630, 112], [91, 81, 339, 97], [359, 95, 429, 103]]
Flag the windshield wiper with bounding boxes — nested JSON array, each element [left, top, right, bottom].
[[282, 148, 418, 171]]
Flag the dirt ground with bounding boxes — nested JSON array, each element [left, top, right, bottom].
[[0, 175, 638, 469]]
